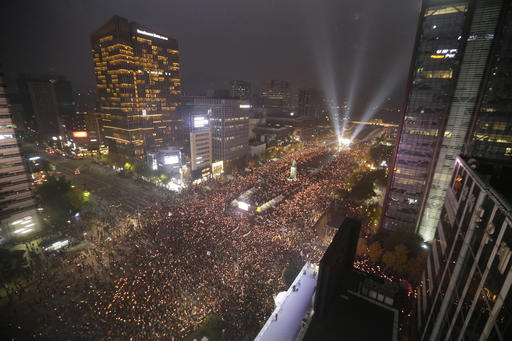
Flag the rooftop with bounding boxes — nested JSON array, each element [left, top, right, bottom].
[[304, 292, 395, 341], [462, 156, 512, 208]]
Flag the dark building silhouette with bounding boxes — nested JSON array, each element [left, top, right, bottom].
[[17, 74, 75, 138], [230, 80, 251, 100], [314, 217, 360, 318]]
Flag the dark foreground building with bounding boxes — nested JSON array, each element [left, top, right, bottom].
[[417, 156, 512, 340], [304, 218, 401, 341], [382, 0, 512, 241], [313, 217, 360, 318]]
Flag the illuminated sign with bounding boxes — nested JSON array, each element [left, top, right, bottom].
[[193, 116, 209, 128], [142, 109, 147, 116], [212, 161, 224, 177], [238, 201, 250, 211], [164, 155, 179, 165], [239, 104, 252, 109], [73, 131, 88, 138], [136, 28, 168, 41], [431, 49, 458, 59]]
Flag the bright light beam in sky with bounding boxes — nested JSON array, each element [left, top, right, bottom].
[[351, 60, 409, 140]]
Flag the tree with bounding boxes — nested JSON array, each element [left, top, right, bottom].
[[0, 249, 27, 283], [392, 244, 409, 274], [35, 175, 86, 225], [367, 144, 393, 166], [382, 250, 396, 270], [367, 242, 383, 263], [407, 253, 428, 283], [356, 238, 368, 257], [366, 203, 382, 234], [350, 175, 376, 201], [282, 259, 303, 287], [184, 315, 224, 341], [379, 230, 424, 258]]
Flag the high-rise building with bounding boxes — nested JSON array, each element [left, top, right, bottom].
[[186, 97, 250, 163], [464, 2, 512, 161], [17, 74, 75, 139], [261, 80, 290, 112], [382, 0, 509, 241], [0, 66, 40, 241], [181, 97, 248, 173], [298, 88, 326, 120], [230, 80, 251, 100], [189, 115, 212, 179], [90, 15, 182, 158], [417, 156, 512, 340]]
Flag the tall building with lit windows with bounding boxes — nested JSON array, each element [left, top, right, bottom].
[[382, 0, 511, 241], [0, 65, 40, 241], [90, 15, 182, 157]]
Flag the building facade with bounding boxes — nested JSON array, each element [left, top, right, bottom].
[[0, 67, 40, 241], [211, 99, 249, 162], [417, 156, 512, 340], [464, 3, 512, 161], [230, 80, 251, 100], [90, 15, 182, 157], [298, 88, 325, 120], [382, 0, 509, 241], [18, 75, 75, 139], [261, 80, 291, 112]]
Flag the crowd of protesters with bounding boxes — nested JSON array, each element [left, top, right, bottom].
[[3, 141, 368, 340]]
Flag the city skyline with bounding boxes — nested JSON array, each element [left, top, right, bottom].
[[0, 0, 419, 120]]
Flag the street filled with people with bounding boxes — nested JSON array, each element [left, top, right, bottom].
[[2, 140, 369, 340]]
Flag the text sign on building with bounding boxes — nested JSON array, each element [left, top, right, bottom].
[[193, 116, 209, 129], [136, 29, 168, 41], [164, 155, 179, 165], [72, 131, 88, 138]]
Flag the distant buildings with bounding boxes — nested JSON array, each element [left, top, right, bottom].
[[261, 80, 291, 113], [298, 88, 326, 120], [17, 74, 75, 139], [230, 80, 251, 100], [180, 96, 249, 179], [90, 15, 182, 158], [382, 0, 512, 241], [0, 66, 40, 242]]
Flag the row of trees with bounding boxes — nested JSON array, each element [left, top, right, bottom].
[[356, 230, 427, 283], [35, 175, 88, 227]]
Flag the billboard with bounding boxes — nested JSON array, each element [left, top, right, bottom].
[[212, 161, 224, 177], [72, 131, 88, 138], [164, 155, 179, 165], [193, 116, 209, 129]]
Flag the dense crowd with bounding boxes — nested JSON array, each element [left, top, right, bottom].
[[3, 142, 367, 340]]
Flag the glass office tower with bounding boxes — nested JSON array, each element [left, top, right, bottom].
[[90, 15, 182, 157], [382, 0, 506, 241]]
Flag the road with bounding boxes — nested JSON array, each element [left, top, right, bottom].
[[47, 155, 171, 212]]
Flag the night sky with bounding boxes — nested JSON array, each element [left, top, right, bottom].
[[0, 0, 421, 120]]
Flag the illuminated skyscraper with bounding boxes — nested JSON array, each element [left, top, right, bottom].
[[382, 0, 510, 241], [90, 15, 182, 157], [0, 65, 40, 241]]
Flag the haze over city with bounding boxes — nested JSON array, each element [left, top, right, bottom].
[[1, 1, 511, 340]]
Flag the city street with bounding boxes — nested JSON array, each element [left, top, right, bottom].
[[47, 155, 172, 212]]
